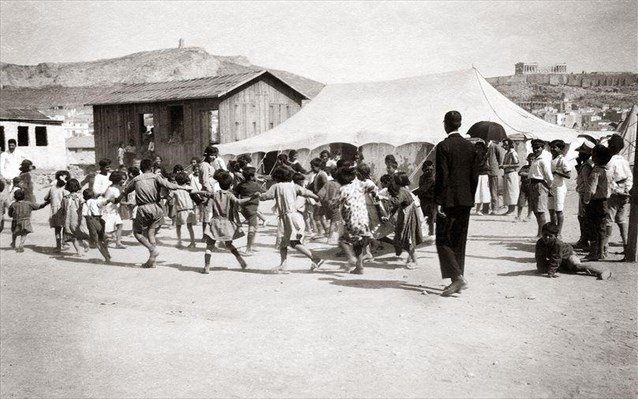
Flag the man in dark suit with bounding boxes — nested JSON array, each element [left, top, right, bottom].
[[434, 111, 479, 296]]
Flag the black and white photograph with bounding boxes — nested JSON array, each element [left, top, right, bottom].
[[0, 1, 636, 397]]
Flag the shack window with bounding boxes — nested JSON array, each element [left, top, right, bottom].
[[17, 126, 29, 146], [168, 106, 184, 143], [139, 113, 154, 145], [0, 126, 4, 152], [35, 126, 48, 146], [201, 110, 219, 144]]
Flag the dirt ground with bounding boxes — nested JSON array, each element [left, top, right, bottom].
[[1, 185, 636, 398]]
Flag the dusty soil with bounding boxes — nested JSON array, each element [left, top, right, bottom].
[[1, 186, 636, 398]]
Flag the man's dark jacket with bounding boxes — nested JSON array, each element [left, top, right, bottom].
[[434, 133, 479, 208]]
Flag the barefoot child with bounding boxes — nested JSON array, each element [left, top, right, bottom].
[[102, 171, 126, 248], [62, 179, 90, 256], [8, 189, 49, 252], [258, 167, 324, 273], [196, 171, 252, 274], [170, 172, 197, 248], [82, 188, 113, 262], [44, 170, 70, 252], [536, 222, 610, 279], [386, 173, 423, 268], [233, 166, 265, 255], [0, 180, 9, 233]]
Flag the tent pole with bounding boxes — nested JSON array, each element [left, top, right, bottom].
[[625, 111, 638, 262], [408, 145, 436, 181]]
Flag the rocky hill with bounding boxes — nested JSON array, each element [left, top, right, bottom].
[[0, 47, 326, 107]]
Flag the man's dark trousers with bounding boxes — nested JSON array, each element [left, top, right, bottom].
[[436, 206, 472, 279]]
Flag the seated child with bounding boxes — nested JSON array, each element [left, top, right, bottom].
[[536, 222, 611, 279], [233, 166, 265, 255], [8, 189, 49, 252]]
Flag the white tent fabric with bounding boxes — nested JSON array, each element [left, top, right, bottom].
[[217, 68, 581, 155], [617, 104, 637, 165]]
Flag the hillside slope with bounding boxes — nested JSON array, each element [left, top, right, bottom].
[[0, 47, 325, 107]]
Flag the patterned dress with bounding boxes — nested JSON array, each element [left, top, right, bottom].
[[339, 179, 376, 244]]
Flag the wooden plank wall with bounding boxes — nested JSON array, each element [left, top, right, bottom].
[[94, 75, 304, 167], [219, 75, 303, 144]]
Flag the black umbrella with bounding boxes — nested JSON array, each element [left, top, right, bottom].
[[467, 121, 508, 142]]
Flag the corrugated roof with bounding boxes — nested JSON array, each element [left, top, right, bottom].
[[66, 135, 95, 149], [0, 107, 52, 121], [87, 70, 308, 105]]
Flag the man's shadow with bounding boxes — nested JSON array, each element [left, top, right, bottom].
[[318, 277, 443, 295]]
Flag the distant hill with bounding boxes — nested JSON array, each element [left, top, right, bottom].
[[0, 47, 326, 107], [487, 72, 638, 109]]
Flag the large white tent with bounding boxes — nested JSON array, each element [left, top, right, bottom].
[[217, 68, 580, 155], [616, 104, 637, 165]]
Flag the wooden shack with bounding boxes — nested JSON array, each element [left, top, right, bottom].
[[88, 70, 308, 166]]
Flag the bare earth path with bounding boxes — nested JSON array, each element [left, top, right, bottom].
[[1, 188, 636, 398]]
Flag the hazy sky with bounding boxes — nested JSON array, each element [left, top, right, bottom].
[[1, 1, 636, 83]]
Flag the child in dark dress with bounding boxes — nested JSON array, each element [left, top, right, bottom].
[[414, 160, 436, 235], [196, 171, 252, 274], [234, 166, 266, 255], [385, 173, 423, 268], [8, 189, 49, 252]]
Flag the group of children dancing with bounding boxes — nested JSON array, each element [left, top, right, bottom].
[[0, 147, 429, 275]]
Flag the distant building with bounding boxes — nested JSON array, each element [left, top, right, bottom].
[[66, 135, 95, 165], [0, 107, 67, 169], [88, 70, 308, 166], [514, 62, 568, 75]]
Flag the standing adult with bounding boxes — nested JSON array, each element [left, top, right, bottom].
[[607, 134, 633, 258], [0, 139, 25, 190], [548, 139, 570, 237], [528, 140, 553, 238], [486, 140, 503, 214], [434, 111, 478, 297], [118, 159, 188, 268], [124, 139, 137, 166], [500, 138, 520, 216]]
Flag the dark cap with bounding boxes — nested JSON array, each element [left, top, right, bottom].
[[542, 222, 560, 235], [607, 134, 624, 154], [531, 139, 545, 148]]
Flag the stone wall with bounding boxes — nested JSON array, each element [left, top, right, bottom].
[[488, 72, 638, 88]]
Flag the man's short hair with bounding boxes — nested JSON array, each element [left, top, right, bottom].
[[542, 222, 560, 236], [140, 159, 153, 172], [531, 139, 545, 149], [444, 111, 462, 131], [549, 140, 566, 150], [98, 158, 112, 168], [608, 134, 624, 155], [7, 139, 16, 146]]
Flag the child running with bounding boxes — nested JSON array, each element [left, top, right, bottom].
[[102, 171, 126, 248], [8, 189, 49, 252], [385, 173, 423, 268], [62, 179, 90, 256], [82, 188, 113, 262], [336, 164, 377, 274], [258, 167, 324, 273], [170, 172, 197, 248], [233, 166, 265, 255], [44, 170, 70, 252], [196, 171, 252, 274]]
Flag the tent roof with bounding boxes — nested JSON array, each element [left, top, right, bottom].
[[217, 68, 581, 155]]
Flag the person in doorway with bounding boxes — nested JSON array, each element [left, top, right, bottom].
[[434, 111, 478, 297]]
